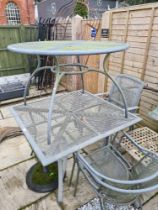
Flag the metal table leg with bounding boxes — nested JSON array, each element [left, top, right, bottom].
[[58, 158, 67, 204]]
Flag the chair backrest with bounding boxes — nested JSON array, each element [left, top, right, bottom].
[[148, 106, 158, 121], [75, 150, 158, 195], [108, 74, 144, 109]]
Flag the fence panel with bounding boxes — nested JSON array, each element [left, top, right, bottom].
[[80, 19, 101, 93], [101, 3, 158, 131], [0, 25, 37, 76]]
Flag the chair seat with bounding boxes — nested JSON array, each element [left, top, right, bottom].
[[121, 127, 158, 165], [84, 145, 138, 204], [85, 145, 129, 181]]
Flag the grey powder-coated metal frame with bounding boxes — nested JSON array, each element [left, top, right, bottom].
[[8, 40, 141, 204]]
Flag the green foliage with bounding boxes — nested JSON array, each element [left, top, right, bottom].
[[125, 0, 158, 5], [32, 162, 58, 185], [74, 2, 88, 18]]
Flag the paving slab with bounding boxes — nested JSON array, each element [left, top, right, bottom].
[[0, 117, 18, 127], [24, 194, 61, 210], [0, 159, 48, 210], [0, 107, 12, 119], [24, 177, 95, 210], [24, 158, 95, 210], [0, 135, 32, 170], [143, 194, 158, 210], [0, 111, 3, 120]]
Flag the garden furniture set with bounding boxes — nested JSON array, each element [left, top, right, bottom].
[[8, 40, 158, 209]]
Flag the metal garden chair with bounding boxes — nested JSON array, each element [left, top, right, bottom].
[[105, 74, 144, 145], [74, 143, 158, 210], [97, 74, 144, 113], [119, 104, 158, 161], [69, 74, 144, 186]]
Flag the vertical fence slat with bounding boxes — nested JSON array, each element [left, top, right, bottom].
[[120, 10, 130, 74], [108, 12, 113, 41], [101, 3, 158, 132], [141, 7, 156, 81], [0, 25, 37, 76], [104, 12, 113, 92]]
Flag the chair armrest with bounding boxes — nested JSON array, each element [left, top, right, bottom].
[[128, 106, 139, 112], [121, 131, 152, 156], [95, 92, 109, 98]]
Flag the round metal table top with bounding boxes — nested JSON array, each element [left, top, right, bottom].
[[8, 40, 129, 56]]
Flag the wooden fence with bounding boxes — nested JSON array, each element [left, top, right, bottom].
[[0, 25, 37, 76], [0, 10, 157, 131], [81, 19, 101, 93], [58, 17, 102, 92], [100, 3, 158, 131]]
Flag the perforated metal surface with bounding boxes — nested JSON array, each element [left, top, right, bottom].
[[11, 90, 141, 166], [86, 145, 129, 181], [109, 74, 144, 108], [8, 41, 129, 56], [121, 127, 158, 162]]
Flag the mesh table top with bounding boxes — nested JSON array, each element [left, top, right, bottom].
[[11, 90, 141, 166], [7, 40, 129, 56]]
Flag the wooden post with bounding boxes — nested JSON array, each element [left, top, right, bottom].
[[66, 15, 83, 91], [71, 15, 83, 40]]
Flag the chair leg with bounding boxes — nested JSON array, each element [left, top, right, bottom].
[[69, 155, 76, 187], [103, 137, 109, 146], [98, 197, 105, 210], [133, 198, 142, 210], [110, 132, 119, 145], [69, 150, 88, 187], [73, 167, 80, 197]]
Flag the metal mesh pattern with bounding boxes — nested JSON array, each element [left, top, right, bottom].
[[55, 91, 104, 112], [12, 91, 141, 165], [38, 116, 96, 158], [121, 127, 158, 164], [86, 146, 129, 181], [75, 103, 136, 134], [109, 74, 144, 108]]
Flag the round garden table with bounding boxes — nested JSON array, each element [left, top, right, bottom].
[[7, 40, 141, 205], [8, 40, 130, 137]]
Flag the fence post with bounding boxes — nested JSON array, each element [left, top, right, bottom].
[[66, 15, 83, 91], [98, 11, 111, 93], [72, 15, 83, 40]]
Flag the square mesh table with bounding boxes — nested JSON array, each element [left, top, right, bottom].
[[11, 90, 141, 166], [11, 90, 141, 203]]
